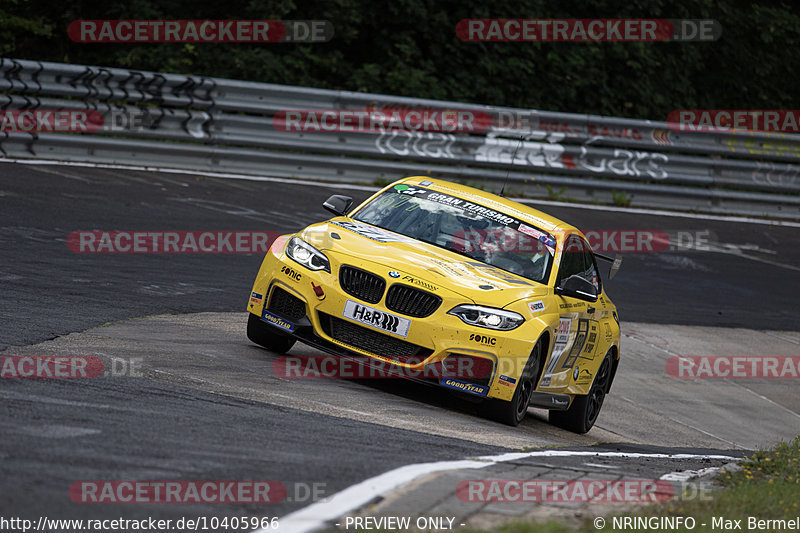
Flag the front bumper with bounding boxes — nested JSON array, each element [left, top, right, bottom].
[[248, 243, 567, 406]]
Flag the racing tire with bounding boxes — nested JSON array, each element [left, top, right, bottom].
[[247, 313, 296, 354], [481, 340, 543, 427], [549, 351, 613, 434]]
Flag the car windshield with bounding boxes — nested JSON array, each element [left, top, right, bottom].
[[352, 184, 556, 283]]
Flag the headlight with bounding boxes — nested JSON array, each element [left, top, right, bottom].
[[448, 304, 524, 331], [286, 237, 330, 272]]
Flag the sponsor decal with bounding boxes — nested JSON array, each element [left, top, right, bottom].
[[469, 333, 497, 346], [388, 271, 401, 278], [539, 234, 556, 248], [499, 374, 517, 384], [401, 275, 437, 291], [250, 291, 263, 305], [441, 378, 489, 397], [261, 310, 295, 332], [280, 265, 302, 281], [393, 184, 426, 195], [405, 189, 516, 226], [518, 224, 544, 239], [551, 396, 569, 406], [330, 221, 413, 244], [419, 180, 433, 186], [575, 368, 593, 384], [342, 300, 411, 337], [529, 300, 545, 314]]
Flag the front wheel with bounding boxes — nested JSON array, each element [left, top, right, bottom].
[[549, 352, 613, 434], [247, 313, 295, 354], [481, 340, 542, 426]]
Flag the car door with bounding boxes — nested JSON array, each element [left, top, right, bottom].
[[540, 234, 601, 387]]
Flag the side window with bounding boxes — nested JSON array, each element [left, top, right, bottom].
[[582, 249, 601, 293], [557, 235, 600, 292], [557, 235, 587, 288]]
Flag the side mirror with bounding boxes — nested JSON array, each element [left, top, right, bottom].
[[556, 275, 598, 302], [323, 195, 353, 217]]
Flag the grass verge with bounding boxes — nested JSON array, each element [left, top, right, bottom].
[[481, 436, 800, 533]]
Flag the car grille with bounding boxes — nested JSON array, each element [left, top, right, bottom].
[[318, 312, 432, 363], [385, 284, 442, 318], [267, 287, 306, 321], [339, 265, 385, 304]]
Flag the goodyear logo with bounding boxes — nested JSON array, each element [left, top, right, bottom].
[[261, 310, 295, 332], [441, 378, 488, 397]]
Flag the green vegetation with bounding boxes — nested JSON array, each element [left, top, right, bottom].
[[611, 189, 632, 207], [3, 0, 800, 119], [545, 184, 567, 200]]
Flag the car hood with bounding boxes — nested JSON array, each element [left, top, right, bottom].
[[300, 219, 549, 305]]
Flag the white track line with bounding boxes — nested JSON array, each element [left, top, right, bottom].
[[3, 157, 798, 227], [263, 450, 741, 533]]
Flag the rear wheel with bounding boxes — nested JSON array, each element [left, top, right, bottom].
[[482, 340, 542, 426], [549, 352, 613, 434], [247, 313, 295, 354]]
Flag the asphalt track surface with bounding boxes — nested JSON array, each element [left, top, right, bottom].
[[1, 161, 799, 525], [2, 162, 799, 352]]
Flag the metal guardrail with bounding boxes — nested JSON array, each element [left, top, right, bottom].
[[1, 57, 799, 218]]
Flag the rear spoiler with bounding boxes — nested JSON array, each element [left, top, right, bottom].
[[595, 253, 623, 281]]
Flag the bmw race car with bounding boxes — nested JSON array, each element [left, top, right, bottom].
[[247, 177, 621, 433]]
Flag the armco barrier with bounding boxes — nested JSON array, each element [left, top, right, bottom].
[[1, 58, 798, 218]]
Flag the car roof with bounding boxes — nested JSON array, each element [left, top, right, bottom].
[[398, 176, 583, 239]]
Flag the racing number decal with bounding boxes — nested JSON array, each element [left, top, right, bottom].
[[540, 318, 572, 386], [540, 318, 597, 386], [560, 319, 589, 370]]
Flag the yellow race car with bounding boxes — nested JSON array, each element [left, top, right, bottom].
[[247, 177, 621, 433]]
